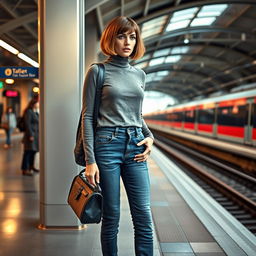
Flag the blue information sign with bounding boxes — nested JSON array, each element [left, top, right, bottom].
[[0, 67, 39, 78]]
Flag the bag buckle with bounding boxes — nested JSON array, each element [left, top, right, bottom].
[[75, 186, 89, 200]]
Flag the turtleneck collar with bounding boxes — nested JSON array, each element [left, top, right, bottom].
[[106, 55, 129, 68]]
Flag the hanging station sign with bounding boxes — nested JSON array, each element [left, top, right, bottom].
[[0, 66, 38, 78]]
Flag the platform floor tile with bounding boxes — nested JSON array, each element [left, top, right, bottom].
[[163, 253, 195, 256], [190, 242, 224, 253], [160, 242, 193, 253]]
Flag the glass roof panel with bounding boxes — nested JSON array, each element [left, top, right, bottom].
[[142, 28, 161, 38], [190, 17, 216, 26], [197, 11, 223, 17], [146, 73, 156, 78], [143, 15, 166, 26], [197, 4, 228, 17], [153, 76, 163, 81], [165, 55, 181, 63], [171, 46, 189, 54], [145, 4, 228, 36], [200, 4, 228, 13], [166, 19, 190, 32], [172, 7, 199, 18], [149, 57, 165, 66], [156, 71, 169, 76], [134, 62, 148, 69], [139, 54, 150, 62], [141, 15, 168, 39], [142, 21, 164, 30], [153, 48, 170, 57], [171, 13, 195, 22], [146, 76, 154, 82]]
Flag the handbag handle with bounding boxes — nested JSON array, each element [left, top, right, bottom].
[[79, 169, 102, 193]]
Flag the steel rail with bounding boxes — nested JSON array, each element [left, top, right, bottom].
[[154, 138, 256, 217]]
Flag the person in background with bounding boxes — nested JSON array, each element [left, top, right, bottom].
[[21, 98, 39, 176], [2, 106, 17, 149]]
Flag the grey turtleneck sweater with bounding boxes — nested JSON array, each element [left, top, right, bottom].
[[82, 55, 154, 164]]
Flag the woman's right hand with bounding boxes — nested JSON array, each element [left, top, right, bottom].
[[85, 162, 100, 187]]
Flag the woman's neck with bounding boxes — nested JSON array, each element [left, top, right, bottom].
[[106, 55, 129, 68]]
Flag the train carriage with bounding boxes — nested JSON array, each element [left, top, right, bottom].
[[144, 89, 256, 146], [183, 106, 196, 133], [252, 97, 256, 146], [216, 98, 248, 144], [197, 102, 216, 137]]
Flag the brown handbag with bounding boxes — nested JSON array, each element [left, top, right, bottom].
[[0, 122, 9, 130], [67, 169, 103, 224]]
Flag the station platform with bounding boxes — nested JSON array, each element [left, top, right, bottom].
[[0, 135, 255, 256]]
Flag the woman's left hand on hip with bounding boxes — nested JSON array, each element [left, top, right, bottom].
[[134, 137, 154, 162]]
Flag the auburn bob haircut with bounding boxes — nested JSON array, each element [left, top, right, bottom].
[[100, 16, 145, 60]]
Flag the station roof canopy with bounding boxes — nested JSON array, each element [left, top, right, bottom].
[[1, 0, 256, 103]]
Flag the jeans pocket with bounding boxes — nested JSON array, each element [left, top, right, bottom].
[[95, 131, 114, 144], [134, 132, 145, 148], [136, 131, 145, 140]]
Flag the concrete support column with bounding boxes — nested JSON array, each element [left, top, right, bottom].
[[85, 12, 99, 70], [38, 0, 84, 228]]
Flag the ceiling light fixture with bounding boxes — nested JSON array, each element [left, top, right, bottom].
[[17, 53, 39, 68], [0, 39, 39, 67], [5, 79, 15, 84], [184, 38, 189, 44], [33, 86, 40, 93], [0, 40, 19, 54]]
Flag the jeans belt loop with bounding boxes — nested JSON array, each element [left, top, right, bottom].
[[135, 127, 139, 137], [114, 127, 119, 137]]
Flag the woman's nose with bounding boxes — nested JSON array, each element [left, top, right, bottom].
[[125, 38, 130, 45]]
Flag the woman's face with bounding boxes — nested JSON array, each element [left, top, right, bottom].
[[114, 30, 136, 57]]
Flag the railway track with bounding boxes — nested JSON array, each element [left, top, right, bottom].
[[154, 134, 256, 235]]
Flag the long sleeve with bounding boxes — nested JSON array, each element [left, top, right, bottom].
[[25, 109, 34, 137], [141, 114, 154, 140], [81, 64, 99, 165], [140, 69, 154, 141]]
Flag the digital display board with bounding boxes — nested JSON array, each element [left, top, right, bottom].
[[2, 90, 19, 97]]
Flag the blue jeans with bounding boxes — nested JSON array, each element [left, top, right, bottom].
[[5, 128, 13, 145], [21, 150, 37, 170], [94, 126, 153, 256]]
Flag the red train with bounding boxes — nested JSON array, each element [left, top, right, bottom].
[[144, 89, 256, 146]]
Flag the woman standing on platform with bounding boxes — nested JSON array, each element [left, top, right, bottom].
[[82, 16, 154, 256], [2, 106, 17, 149], [21, 98, 39, 176]]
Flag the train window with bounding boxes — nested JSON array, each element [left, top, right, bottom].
[[198, 109, 215, 124], [167, 112, 183, 122], [151, 113, 166, 121], [217, 105, 248, 126], [161, 113, 168, 121], [252, 103, 256, 128], [184, 110, 195, 122], [154, 114, 163, 121]]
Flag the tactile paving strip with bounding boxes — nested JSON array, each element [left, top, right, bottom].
[[148, 157, 227, 255]]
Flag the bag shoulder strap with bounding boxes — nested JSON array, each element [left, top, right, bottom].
[[93, 63, 105, 130]]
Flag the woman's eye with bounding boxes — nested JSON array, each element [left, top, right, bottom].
[[117, 35, 124, 39], [130, 36, 136, 40]]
